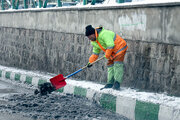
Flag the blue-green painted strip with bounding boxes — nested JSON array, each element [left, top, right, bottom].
[[5, 72, 11, 79], [56, 87, 64, 93], [74, 87, 87, 97], [100, 94, 116, 112], [38, 79, 47, 86], [15, 73, 21, 81], [135, 100, 159, 120], [25, 76, 32, 84], [0, 70, 2, 77]]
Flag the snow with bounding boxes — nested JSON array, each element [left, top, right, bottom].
[[66, 79, 180, 109], [1, 0, 180, 12], [0, 65, 180, 110], [103, 0, 180, 4], [76, 0, 180, 7]]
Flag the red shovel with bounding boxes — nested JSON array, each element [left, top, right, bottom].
[[50, 56, 105, 90]]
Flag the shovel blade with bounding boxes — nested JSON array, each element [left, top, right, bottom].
[[50, 74, 67, 90]]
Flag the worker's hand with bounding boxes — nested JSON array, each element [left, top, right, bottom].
[[87, 62, 93, 68], [105, 49, 113, 59], [104, 55, 113, 60], [109, 56, 113, 60]]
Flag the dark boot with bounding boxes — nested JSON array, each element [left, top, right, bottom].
[[112, 81, 120, 90], [100, 84, 113, 90]]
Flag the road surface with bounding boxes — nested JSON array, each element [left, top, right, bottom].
[[0, 78, 129, 120]]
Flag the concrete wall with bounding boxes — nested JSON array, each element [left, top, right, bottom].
[[0, 2, 180, 96]]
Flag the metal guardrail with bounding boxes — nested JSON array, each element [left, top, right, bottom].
[[0, 0, 129, 10], [0, 0, 63, 10]]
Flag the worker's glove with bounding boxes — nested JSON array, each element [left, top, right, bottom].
[[87, 62, 93, 68], [109, 56, 113, 60], [104, 55, 113, 60]]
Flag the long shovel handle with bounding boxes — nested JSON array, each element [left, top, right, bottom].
[[65, 56, 104, 78]]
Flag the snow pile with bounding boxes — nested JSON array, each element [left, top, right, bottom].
[[103, 0, 180, 4], [103, 0, 117, 5], [75, 0, 180, 8], [130, 0, 180, 5]]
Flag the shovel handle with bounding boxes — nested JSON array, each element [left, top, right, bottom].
[[81, 56, 104, 69], [65, 56, 104, 78]]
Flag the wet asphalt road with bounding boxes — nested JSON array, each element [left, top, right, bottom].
[[0, 78, 129, 120]]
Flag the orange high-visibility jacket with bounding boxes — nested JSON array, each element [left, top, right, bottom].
[[89, 27, 128, 63]]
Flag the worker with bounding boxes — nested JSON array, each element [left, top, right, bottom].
[[85, 25, 128, 90]]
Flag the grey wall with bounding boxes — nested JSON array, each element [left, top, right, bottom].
[[0, 2, 180, 96]]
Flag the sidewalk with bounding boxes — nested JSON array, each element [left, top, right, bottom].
[[0, 65, 180, 120]]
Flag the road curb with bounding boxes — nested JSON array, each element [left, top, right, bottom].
[[0, 68, 179, 120]]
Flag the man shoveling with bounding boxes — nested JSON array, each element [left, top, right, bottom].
[[34, 25, 128, 95], [85, 25, 128, 90]]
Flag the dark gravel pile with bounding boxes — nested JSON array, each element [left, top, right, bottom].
[[0, 93, 129, 120]]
